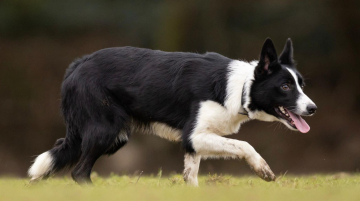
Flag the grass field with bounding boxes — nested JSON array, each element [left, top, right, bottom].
[[1, 173, 360, 201]]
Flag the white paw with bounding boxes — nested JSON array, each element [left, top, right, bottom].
[[247, 155, 276, 182]]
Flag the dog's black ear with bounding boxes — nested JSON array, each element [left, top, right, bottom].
[[279, 38, 294, 66], [255, 38, 280, 79]]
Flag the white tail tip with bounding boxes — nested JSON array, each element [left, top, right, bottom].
[[28, 151, 54, 181]]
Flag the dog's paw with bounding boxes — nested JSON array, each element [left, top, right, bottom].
[[251, 158, 276, 182], [29, 178, 41, 185], [246, 154, 276, 182]]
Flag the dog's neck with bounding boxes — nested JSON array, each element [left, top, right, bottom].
[[239, 69, 254, 117], [224, 60, 257, 117]]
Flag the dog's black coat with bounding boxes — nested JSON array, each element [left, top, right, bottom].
[[54, 47, 232, 181]]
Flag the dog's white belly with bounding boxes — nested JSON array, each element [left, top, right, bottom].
[[129, 120, 182, 142], [193, 100, 249, 136], [150, 122, 182, 142]]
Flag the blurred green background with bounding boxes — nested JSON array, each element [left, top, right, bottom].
[[0, 0, 359, 177]]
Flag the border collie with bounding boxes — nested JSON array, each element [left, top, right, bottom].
[[28, 38, 317, 185]]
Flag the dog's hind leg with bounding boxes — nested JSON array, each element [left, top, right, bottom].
[[70, 120, 130, 184], [183, 153, 201, 186]]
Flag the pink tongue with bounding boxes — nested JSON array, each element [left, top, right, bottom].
[[287, 110, 310, 133]]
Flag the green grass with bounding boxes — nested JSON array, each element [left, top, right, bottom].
[[1, 173, 360, 201]]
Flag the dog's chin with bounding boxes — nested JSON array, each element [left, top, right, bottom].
[[278, 118, 299, 131]]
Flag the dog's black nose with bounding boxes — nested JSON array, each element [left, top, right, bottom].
[[307, 104, 317, 115]]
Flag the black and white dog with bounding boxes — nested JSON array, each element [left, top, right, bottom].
[[28, 38, 317, 185]]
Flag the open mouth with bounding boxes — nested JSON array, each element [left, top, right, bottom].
[[274, 106, 310, 133]]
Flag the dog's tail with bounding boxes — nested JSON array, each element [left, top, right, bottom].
[[28, 137, 81, 182]]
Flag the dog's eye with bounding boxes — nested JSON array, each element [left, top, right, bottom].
[[301, 84, 305, 89], [281, 84, 290, 91]]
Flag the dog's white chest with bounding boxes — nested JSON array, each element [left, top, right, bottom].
[[193, 100, 249, 136]]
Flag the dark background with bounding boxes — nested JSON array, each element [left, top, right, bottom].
[[0, 0, 359, 177]]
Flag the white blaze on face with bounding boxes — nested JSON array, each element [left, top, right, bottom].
[[286, 68, 315, 115]]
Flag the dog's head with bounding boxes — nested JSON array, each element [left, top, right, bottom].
[[244, 38, 317, 133]]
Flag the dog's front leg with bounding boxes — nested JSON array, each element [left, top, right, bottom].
[[183, 153, 201, 186], [191, 133, 276, 182]]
